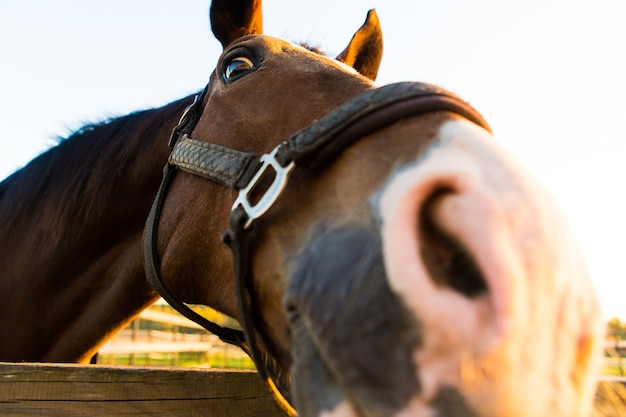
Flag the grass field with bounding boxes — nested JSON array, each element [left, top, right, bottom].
[[98, 351, 255, 369]]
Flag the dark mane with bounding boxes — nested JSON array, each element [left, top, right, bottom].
[[0, 94, 196, 246], [299, 42, 326, 56]]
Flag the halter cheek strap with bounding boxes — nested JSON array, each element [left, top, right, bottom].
[[144, 82, 491, 417], [143, 109, 296, 416], [144, 88, 249, 347], [143, 163, 248, 348], [144, 88, 297, 415]]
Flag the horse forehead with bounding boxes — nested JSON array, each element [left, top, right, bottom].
[[224, 34, 362, 75], [223, 34, 302, 54], [229, 34, 295, 53], [197, 37, 373, 152]]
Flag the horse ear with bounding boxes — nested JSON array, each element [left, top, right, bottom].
[[336, 9, 383, 81], [210, 0, 263, 48]]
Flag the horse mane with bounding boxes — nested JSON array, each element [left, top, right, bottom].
[[300, 42, 326, 56], [0, 94, 196, 245]]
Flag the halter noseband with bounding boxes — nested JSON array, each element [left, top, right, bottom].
[[143, 82, 490, 417]]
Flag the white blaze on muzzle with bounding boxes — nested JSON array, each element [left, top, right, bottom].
[[377, 118, 603, 417]]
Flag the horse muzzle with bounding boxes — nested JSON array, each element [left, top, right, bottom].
[[284, 119, 603, 417]]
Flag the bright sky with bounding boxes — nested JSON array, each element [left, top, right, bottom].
[[1, 0, 624, 319]]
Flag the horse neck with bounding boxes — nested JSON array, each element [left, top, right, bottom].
[[0, 95, 193, 362]]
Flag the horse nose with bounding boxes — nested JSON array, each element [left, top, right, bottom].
[[286, 120, 602, 417], [378, 119, 603, 416], [379, 133, 527, 358]]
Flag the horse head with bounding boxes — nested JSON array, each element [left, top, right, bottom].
[[148, 1, 604, 416]]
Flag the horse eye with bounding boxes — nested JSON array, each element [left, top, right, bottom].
[[224, 57, 255, 81]]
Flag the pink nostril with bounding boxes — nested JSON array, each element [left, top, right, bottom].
[[378, 121, 603, 416], [379, 147, 520, 353]]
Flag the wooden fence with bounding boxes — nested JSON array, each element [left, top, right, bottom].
[[0, 362, 282, 417], [0, 308, 281, 416], [1, 306, 623, 416], [1, 363, 625, 416]]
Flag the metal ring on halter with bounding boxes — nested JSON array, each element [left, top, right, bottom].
[[232, 144, 295, 230]]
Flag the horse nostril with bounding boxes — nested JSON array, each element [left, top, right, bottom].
[[418, 189, 487, 298]]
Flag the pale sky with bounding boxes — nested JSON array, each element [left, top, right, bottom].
[[1, 0, 624, 319]]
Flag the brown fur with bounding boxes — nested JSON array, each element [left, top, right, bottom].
[[0, 97, 194, 361]]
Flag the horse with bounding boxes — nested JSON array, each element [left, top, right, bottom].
[[143, 1, 607, 417], [0, 0, 609, 416]]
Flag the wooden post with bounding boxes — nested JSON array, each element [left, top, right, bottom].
[[132, 319, 140, 341]]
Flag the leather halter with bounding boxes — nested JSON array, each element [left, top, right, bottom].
[[143, 82, 490, 416]]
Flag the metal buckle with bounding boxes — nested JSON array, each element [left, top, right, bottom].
[[168, 94, 200, 148], [232, 144, 295, 230], [178, 94, 200, 125]]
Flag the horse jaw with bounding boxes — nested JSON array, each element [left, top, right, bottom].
[[378, 119, 604, 417]]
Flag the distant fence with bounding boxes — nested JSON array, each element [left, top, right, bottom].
[[96, 307, 251, 368], [604, 339, 626, 380]]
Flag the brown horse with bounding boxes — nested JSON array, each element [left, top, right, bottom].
[[0, 1, 607, 417], [146, 1, 605, 417]]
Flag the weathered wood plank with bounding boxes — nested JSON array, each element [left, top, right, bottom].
[[1, 363, 624, 416], [0, 363, 283, 416]]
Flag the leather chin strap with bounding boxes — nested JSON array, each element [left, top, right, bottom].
[[143, 163, 248, 347], [143, 82, 490, 417]]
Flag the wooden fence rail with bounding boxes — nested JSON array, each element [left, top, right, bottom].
[[0, 362, 282, 417], [1, 362, 624, 416]]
